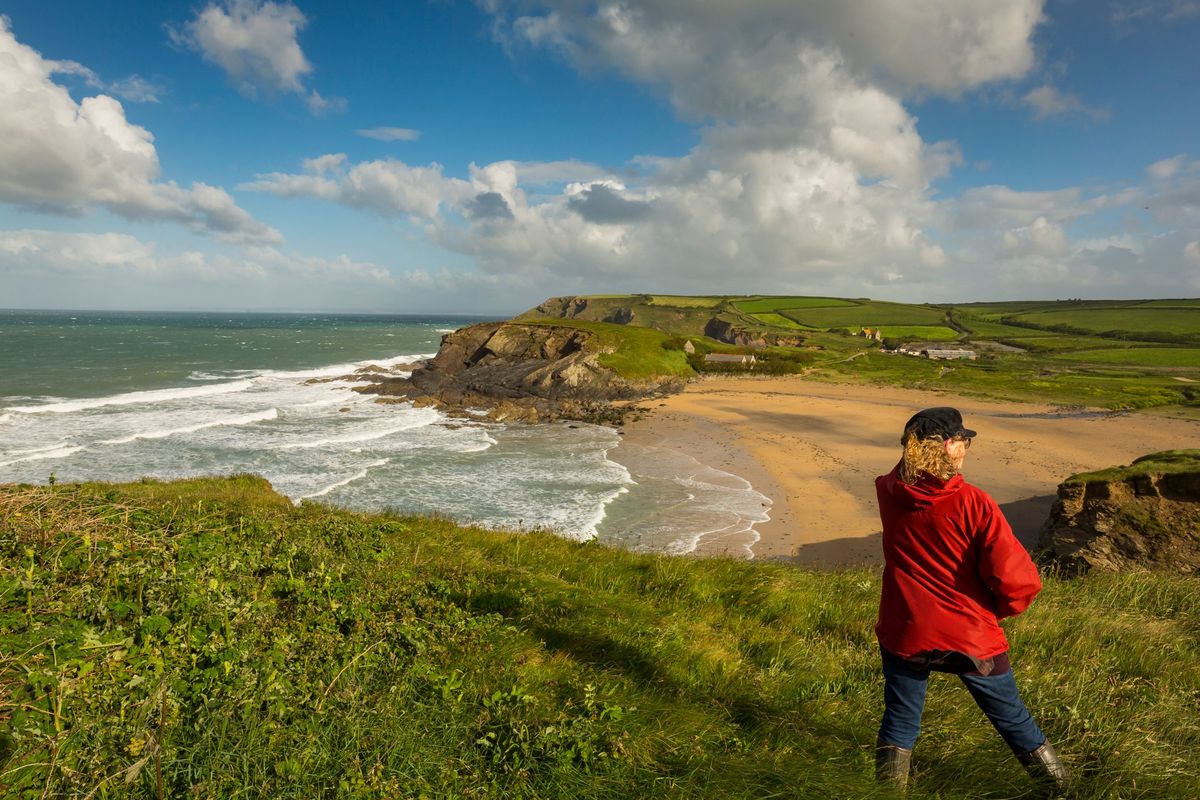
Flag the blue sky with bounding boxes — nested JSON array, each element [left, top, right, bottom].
[[1, 0, 1197, 313]]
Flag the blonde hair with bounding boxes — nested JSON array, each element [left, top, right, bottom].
[[899, 434, 959, 484]]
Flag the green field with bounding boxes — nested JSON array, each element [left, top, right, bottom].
[[876, 325, 959, 341], [1006, 308, 1200, 336], [646, 295, 725, 308], [785, 302, 948, 328], [1009, 336, 1136, 353], [1129, 299, 1200, 309], [732, 297, 854, 313], [748, 312, 814, 329], [1052, 347, 1200, 368]]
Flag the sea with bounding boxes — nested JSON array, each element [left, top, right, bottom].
[[0, 310, 769, 557]]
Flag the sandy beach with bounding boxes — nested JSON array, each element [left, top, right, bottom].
[[614, 377, 1200, 568]]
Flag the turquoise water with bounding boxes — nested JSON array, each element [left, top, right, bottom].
[[0, 310, 769, 555], [0, 310, 483, 399]]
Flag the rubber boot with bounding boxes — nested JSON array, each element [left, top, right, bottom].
[[1018, 740, 1070, 795], [875, 738, 912, 790]]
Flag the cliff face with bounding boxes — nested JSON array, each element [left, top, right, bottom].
[[358, 322, 685, 424], [703, 317, 806, 349], [1036, 450, 1200, 574]]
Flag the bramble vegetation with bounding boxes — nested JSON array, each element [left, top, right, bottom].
[[2, 476, 1198, 798]]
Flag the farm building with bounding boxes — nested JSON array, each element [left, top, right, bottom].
[[704, 353, 757, 366], [921, 349, 977, 360]]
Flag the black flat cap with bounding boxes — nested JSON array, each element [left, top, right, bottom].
[[901, 407, 977, 444]]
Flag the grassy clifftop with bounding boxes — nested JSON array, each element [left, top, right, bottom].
[[517, 294, 1200, 412], [3, 476, 1198, 798]]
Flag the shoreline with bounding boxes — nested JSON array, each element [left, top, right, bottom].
[[615, 376, 1200, 568]]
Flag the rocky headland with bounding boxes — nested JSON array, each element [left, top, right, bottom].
[[355, 321, 687, 424], [1037, 450, 1200, 574]]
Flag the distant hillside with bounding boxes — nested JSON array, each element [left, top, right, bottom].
[[515, 294, 1200, 413], [3, 476, 1199, 798]]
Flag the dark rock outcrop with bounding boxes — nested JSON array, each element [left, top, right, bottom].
[[1036, 450, 1200, 574], [704, 317, 806, 348], [356, 322, 685, 424]]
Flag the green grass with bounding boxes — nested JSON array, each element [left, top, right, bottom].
[[732, 297, 855, 313], [645, 296, 725, 308], [1010, 336, 1135, 353], [521, 318, 696, 380], [1009, 308, 1200, 336], [2, 476, 1198, 799], [1130, 299, 1200, 309], [748, 313, 815, 330], [1062, 449, 1200, 484], [1051, 348, 1200, 368], [875, 326, 959, 342], [787, 302, 948, 328]]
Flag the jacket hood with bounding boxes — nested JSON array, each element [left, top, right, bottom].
[[880, 462, 964, 510]]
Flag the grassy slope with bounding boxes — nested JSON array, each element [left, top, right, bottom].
[[1062, 449, 1200, 484], [2, 477, 1198, 799], [516, 318, 696, 380]]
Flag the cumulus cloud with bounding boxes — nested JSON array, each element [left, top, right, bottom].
[[243, 154, 475, 218], [170, 0, 343, 114], [0, 18, 279, 244], [357, 127, 421, 142], [0, 228, 530, 311], [1022, 84, 1108, 121], [240, 2, 1196, 300], [492, 1, 1044, 106], [567, 183, 652, 224]]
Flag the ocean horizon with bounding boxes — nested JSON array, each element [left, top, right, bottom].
[[0, 310, 768, 556]]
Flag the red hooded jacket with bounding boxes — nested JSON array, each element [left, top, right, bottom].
[[875, 463, 1041, 660]]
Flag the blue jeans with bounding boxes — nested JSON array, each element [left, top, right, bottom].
[[878, 649, 1046, 754]]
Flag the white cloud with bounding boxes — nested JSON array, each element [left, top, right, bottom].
[[357, 127, 421, 142], [999, 216, 1069, 258], [1185, 240, 1200, 266], [170, 0, 343, 114], [0, 18, 279, 244], [243, 155, 476, 219], [1022, 84, 1108, 121], [48, 59, 164, 103], [1111, 0, 1200, 24], [1148, 154, 1189, 180], [491, 0, 1044, 114], [241, 2, 1197, 301], [0, 228, 530, 312]]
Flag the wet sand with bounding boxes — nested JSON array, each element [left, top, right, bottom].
[[615, 377, 1200, 568]]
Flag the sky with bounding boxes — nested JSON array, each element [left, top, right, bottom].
[[1, 0, 1198, 314]]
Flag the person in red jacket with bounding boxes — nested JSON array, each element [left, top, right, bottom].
[[873, 407, 1068, 792]]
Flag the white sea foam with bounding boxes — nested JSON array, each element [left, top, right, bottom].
[[8, 380, 255, 414], [435, 328, 457, 334], [298, 458, 390, 502], [277, 414, 438, 450], [0, 445, 86, 468], [98, 408, 279, 445], [6, 441, 74, 456], [187, 369, 259, 382], [0, 414, 10, 424], [257, 353, 435, 382]]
